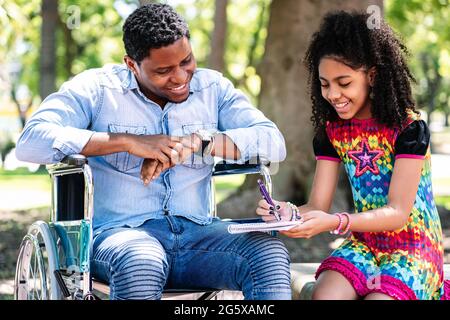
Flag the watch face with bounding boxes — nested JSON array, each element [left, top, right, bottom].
[[197, 129, 212, 141]]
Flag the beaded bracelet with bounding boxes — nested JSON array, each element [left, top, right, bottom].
[[338, 212, 351, 235], [287, 202, 301, 221], [329, 213, 344, 235]]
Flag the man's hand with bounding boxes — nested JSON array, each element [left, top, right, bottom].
[[180, 133, 202, 154], [129, 134, 199, 171], [141, 159, 164, 185], [140, 134, 202, 185]]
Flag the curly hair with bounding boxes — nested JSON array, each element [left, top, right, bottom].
[[304, 10, 418, 134], [123, 3, 190, 63]]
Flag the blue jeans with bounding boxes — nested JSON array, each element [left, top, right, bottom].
[[91, 216, 292, 300]]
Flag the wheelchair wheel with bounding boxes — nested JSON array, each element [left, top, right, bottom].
[[14, 221, 62, 300]]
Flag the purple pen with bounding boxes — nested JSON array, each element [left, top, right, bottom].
[[257, 179, 281, 221]]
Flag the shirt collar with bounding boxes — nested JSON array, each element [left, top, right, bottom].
[[121, 67, 197, 94], [121, 68, 139, 91]]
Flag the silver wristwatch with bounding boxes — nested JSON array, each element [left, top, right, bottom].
[[194, 129, 215, 157]]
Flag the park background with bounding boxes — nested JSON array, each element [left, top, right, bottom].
[[0, 0, 449, 299]]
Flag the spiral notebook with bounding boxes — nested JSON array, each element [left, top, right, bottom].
[[227, 220, 302, 234]]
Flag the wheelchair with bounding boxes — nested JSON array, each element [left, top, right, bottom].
[[14, 154, 274, 300]]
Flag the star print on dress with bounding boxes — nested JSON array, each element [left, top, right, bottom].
[[348, 139, 383, 177]]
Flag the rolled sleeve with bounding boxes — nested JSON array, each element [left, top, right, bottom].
[[223, 126, 286, 163], [52, 127, 95, 161], [216, 76, 286, 163], [15, 70, 100, 164]]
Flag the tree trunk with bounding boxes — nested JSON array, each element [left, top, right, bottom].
[[59, 15, 77, 79], [208, 0, 228, 72], [219, 0, 383, 219], [39, 0, 58, 100], [10, 85, 31, 129]]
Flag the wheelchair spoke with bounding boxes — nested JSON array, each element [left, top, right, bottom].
[[16, 234, 48, 299], [32, 252, 39, 299]]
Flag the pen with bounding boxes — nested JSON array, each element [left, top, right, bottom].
[[257, 179, 281, 221]]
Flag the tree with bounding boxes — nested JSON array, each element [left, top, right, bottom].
[[0, 1, 37, 130], [386, 0, 450, 126], [219, 0, 383, 219], [4, 0, 125, 97], [39, 0, 58, 100], [208, 0, 228, 72]]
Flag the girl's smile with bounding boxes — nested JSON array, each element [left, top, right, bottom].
[[318, 57, 375, 120], [332, 100, 351, 114]]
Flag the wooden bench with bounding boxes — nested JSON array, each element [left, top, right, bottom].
[[290, 263, 450, 300]]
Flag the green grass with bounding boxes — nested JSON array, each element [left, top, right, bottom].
[[214, 175, 245, 203], [0, 166, 448, 210], [433, 177, 450, 209], [0, 173, 51, 190], [0, 168, 52, 210], [0, 168, 246, 211], [436, 196, 450, 211]]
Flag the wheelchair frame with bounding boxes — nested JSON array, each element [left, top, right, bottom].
[[14, 155, 273, 300]]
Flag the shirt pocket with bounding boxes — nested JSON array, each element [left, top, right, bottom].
[[104, 124, 146, 172], [181, 122, 217, 169]]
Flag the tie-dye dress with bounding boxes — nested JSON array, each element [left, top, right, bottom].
[[312, 114, 449, 300]]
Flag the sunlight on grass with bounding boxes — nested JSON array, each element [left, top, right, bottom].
[[436, 196, 450, 211], [432, 176, 450, 209], [434, 178, 450, 186], [1, 167, 447, 210], [0, 168, 247, 211], [0, 169, 51, 210], [214, 175, 245, 203]]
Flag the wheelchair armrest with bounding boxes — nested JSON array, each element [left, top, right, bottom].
[[47, 154, 87, 173], [61, 154, 87, 166], [212, 158, 270, 177], [46, 154, 94, 222], [210, 159, 274, 219]]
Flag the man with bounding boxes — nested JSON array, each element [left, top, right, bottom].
[[16, 3, 291, 300]]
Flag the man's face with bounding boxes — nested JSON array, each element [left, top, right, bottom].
[[125, 36, 197, 107]]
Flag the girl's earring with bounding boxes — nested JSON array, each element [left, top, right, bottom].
[[369, 88, 374, 99]]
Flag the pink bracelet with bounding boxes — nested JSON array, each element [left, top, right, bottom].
[[329, 213, 343, 235], [338, 212, 351, 235]]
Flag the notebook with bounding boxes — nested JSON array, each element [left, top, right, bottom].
[[227, 220, 302, 234]]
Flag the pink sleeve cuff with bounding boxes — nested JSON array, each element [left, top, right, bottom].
[[315, 156, 341, 162], [395, 154, 425, 160]]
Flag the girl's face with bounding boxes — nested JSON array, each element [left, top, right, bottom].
[[318, 57, 375, 120]]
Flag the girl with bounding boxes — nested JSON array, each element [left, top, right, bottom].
[[256, 11, 449, 300]]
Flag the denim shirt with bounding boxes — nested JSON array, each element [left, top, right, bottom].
[[16, 64, 286, 235]]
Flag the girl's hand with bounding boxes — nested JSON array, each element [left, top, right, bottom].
[[280, 210, 339, 238], [256, 199, 292, 222]]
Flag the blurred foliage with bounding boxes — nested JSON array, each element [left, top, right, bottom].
[[386, 0, 450, 118], [1, 0, 126, 96], [1, 0, 448, 115], [1, 0, 270, 106]]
